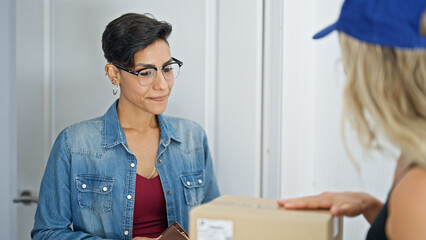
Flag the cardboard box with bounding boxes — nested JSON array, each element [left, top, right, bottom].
[[190, 195, 343, 240]]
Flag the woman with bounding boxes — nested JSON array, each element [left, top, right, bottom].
[[31, 13, 220, 240], [278, 0, 426, 239]]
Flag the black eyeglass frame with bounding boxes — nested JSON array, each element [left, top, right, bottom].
[[112, 57, 183, 81]]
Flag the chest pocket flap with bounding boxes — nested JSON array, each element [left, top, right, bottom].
[[76, 175, 114, 213], [180, 171, 205, 206]]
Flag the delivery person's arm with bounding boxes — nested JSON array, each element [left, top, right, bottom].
[[277, 192, 383, 224]]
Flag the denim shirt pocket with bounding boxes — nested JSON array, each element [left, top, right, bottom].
[[179, 171, 205, 207], [75, 175, 114, 214]]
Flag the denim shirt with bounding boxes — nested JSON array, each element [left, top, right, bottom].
[[31, 100, 220, 240]]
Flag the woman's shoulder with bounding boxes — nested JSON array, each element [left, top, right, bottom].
[[391, 165, 426, 200], [387, 166, 426, 239], [63, 116, 104, 136], [54, 116, 104, 151], [161, 115, 206, 135]]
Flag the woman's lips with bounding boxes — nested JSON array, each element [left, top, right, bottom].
[[149, 95, 168, 102]]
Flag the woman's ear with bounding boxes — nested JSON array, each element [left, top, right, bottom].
[[421, 10, 426, 36], [105, 64, 121, 85]]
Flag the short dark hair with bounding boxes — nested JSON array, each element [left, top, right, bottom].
[[102, 13, 172, 68]]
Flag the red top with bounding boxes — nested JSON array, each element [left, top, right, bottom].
[[132, 174, 168, 238]]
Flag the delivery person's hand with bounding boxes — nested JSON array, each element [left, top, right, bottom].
[[277, 192, 383, 224]]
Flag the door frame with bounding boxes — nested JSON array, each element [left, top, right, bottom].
[[0, 0, 17, 239]]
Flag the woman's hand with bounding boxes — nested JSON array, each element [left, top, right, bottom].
[[277, 192, 383, 224], [132, 237, 159, 240]]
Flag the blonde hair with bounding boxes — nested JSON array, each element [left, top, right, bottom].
[[339, 27, 426, 167]]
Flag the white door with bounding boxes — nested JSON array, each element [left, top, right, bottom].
[[13, 0, 266, 239], [15, 1, 48, 240]]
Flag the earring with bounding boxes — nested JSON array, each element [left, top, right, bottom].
[[112, 84, 118, 95]]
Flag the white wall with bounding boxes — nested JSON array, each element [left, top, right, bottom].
[[0, 0, 17, 239], [280, 0, 397, 239], [215, 0, 264, 197]]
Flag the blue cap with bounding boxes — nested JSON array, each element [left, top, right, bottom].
[[313, 0, 426, 49]]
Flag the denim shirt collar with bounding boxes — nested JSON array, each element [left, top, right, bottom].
[[102, 99, 182, 149]]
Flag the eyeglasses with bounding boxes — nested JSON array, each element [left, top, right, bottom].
[[113, 57, 183, 86]]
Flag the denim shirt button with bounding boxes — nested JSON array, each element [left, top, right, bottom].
[[167, 190, 171, 195], [127, 195, 132, 200], [198, 179, 203, 184], [186, 181, 191, 186], [82, 184, 87, 189], [103, 187, 108, 192], [124, 230, 129, 236], [158, 159, 163, 164], [130, 163, 135, 168]]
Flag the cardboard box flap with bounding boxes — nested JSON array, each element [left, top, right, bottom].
[[196, 195, 333, 221]]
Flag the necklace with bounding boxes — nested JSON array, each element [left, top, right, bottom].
[[137, 165, 157, 179]]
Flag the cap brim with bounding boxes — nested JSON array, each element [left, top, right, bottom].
[[313, 23, 337, 39]]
